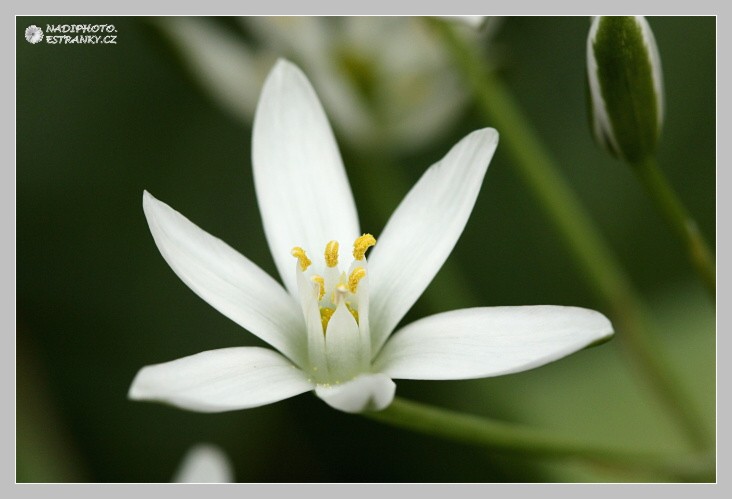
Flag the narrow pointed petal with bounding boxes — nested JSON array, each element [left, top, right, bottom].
[[315, 373, 396, 413], [374, 306, 613, 380], [252, 59, 360, 296], [143, 191, 306, 366], [295, 266, 329, 380], [368, 129, 499, 353], [173, 444, 234, 483], [350, 263, 372, 369], [129, 347, 314, 413]]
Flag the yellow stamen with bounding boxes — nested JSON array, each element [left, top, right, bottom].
[[291, 246, 311, 271], [348, 267, 367, 294], [311, 275, 325, 301], [324, 240, 339, 268], [353, 234, 376, 260], [320, 307, 335, 333], [346, 303, 359, 324]]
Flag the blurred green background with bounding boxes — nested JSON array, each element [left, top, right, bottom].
[[16, 16, 715, 482]]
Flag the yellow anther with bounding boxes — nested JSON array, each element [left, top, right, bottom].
[[311, 275, 325, 301], [348, 267, 367, 294], [291, 246, 311, 271], [353, 234, 376, 260], [320, 307, 335, 333], [324, 240, 339, 268]]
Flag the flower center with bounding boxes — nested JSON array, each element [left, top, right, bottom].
[[290, 234, 376, 384], [291, 234, 375, 334]]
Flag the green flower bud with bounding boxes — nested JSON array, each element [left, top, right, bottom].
[[586, 16, 664, 163]]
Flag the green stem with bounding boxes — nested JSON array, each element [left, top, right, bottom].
[[363, 397, 714, 482], [428, 18, 711, 450], [632, 156, 716, 299]]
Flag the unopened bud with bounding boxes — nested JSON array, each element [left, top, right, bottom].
[[586, 16, 664, 163]]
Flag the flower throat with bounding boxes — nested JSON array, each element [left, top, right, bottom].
[[291, 234, 375, 334]]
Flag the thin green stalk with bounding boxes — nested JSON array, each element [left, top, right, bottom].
[[429, 18, 711, 450], [632, 156, 716, 299], [363, 397, 714, 482]]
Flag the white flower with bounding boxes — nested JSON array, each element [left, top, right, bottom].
[[129, 60, 613, 414], [153, 17, 476, 151], [173, 444, 233, 483]]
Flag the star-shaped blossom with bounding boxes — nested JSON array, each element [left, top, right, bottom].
[[129, 60, 613, 414]]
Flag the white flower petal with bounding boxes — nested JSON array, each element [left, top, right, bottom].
[[368, 128, 499, 354], [129, 347, 314, 413], [295, 265, 329, 380], [143, 191, 306, 366], [173, 444, 234, 483], [243, 18, 373, 146], [315, 373, 396, 413], [350, 262, 372, 365], [252, 59, 360, 296], [374, 306, 613, 380]]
